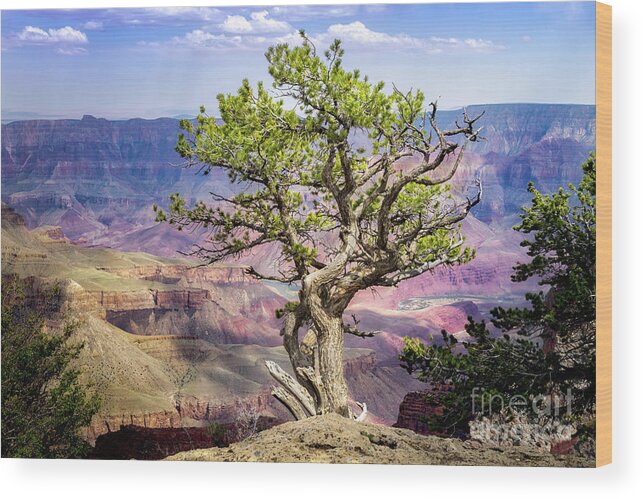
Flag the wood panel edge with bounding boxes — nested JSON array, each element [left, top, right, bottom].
[[595, 0, 612, 468]]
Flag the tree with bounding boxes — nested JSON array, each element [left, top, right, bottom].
[[400, 318, 548, 436], [400, 153, 596, 433], [1, 275, 101, 458], [155, 34, 483, 419], [492, 152, 596, 412]]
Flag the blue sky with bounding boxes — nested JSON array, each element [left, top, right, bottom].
[[1, 2, 596, 120]]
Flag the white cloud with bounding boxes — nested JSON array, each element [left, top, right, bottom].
[[324, 22, 425, 49], [220, 15, 253, 33], [317, 22, 502, 53], [273, 31, 308, 46], [430, 37, 461, 46], [17, 25, 88, 45], [56, 47, 88, 55], [101, 7, 223, 26], [17, 26, 50, 42], [429, 35, 504, 52], [220, 11, 291, 34], [143, 20, 503, 55], [250, 11, 291, 33], [170, 29, 222, 48], [463, 38, 502, 51], [168, 30, 262, 51], [82, 21, 104, 31]]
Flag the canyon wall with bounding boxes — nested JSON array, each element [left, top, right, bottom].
[[1, 105, 595, 313], [2, 104, 595, 249]]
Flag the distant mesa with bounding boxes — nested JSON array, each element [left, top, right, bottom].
[[0, 102, 596, 314]]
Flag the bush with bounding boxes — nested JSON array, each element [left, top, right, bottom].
[[1, 275, 101, 458]]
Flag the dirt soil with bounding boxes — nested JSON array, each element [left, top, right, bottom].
[[165, 414, 594, 467]]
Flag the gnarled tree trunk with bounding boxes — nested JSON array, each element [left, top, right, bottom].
[[266, 279, 358, 419], [315, 315, 350, 417]]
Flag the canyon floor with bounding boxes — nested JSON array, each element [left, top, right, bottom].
[[165, 414, 593, 467]]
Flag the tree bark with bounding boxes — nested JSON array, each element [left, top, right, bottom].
[[265, 360, 316, 416], [315, 315, 351, 417], [269, 299, 353, 418], [270, 232, 358, 419], [271, 386, 309, 421]]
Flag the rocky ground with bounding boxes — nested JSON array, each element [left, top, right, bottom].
[[165, 414, 594, 467]]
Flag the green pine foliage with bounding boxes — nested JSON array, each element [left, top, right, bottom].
[[400, 153, 597, 434], [154, 33, 480, 282], [1, 275, 101, 458], [492, 152, 596, 413], [400, 318, 548, 435]]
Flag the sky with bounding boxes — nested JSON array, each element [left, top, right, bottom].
[[1, 2, 596, 120]]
